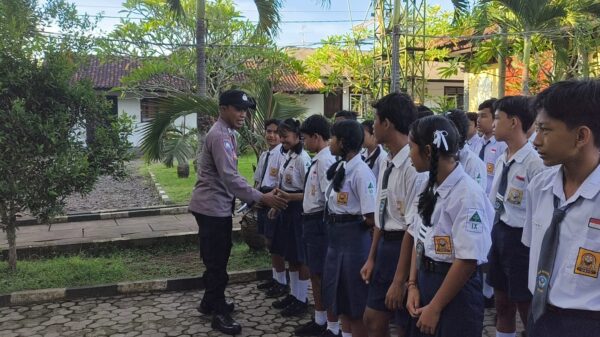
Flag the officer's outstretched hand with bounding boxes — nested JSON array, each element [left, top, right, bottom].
[[261, 190, 287, 210]]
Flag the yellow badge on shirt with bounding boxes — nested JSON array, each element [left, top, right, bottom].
[[337, 192, 349, 206], [486, 163, 495, 175], [311, 184, 317, 196], [506, 188, 524, 205], [574, 247, 600, 278], [396, 200, 405, 215], [434, 236, 453, 255], [285, 174, 292, 185], [269, 167, 279, 177]]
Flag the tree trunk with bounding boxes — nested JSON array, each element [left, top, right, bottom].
[[391, 23, 401, 93], [195, 0, 211, 179], [522, 34, 532, 95], [497, 25, 507, 98], [6, 211, 17, 272]]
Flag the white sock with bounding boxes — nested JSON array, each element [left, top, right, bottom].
[[483, 273, 494, 298], [272, 268, 277, 280], [342, 332, 352, 337], [314, 310, 327, 325], [496, 332, 516, 337], [276, 271, 287, 285], [289, 271, 299, 299], [297, 279, 309, 302], [327, 321, 340, 334]]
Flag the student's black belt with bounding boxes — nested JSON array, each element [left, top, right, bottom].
[[326, 213, 363, 223], [302, 211, 324, 221], [420, 256, 482, 276], [548, 304, 600, 320], [282, 189, 303, 194], [259, 186, 274, 193], [381, 230, 405, 241]]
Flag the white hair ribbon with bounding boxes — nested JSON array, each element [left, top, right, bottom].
[[433, 130, 449, 151], [336, 160, 347, 172]]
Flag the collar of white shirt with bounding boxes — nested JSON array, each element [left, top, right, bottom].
[[434, 163, 466, 199], [313, 146, 332, 163], [388, 144, 410, 168], [544, 164, 600, 203], [269, 144, 282, 156], [502, 141, 534, 164], [483, 135, 497, 145], [345, 153, 364, 170], [366, 145, 382, 161]]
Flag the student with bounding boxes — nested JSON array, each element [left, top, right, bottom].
[[486, 96, 546, 337], [335, 110, 358, 122], [417, 105, 434, 119], [466, 112, 482, 153], [361, 120, 388, 182], [323, 120, 377, 337], [360, 92, 423, 337], [282, 115, 339, 336], [269, 118, 312, 317], [475, 98, 508, 194], [405, 115, 493, 337], [444, 109, 487, 190], [524, 80, 600, 337], [254, 119, 287, 292]]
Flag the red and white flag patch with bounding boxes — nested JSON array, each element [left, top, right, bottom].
[[588, 218, 600, 230]]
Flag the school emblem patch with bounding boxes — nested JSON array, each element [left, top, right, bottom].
[[396, 200, 405, 214], [285, 174, 292, 185], [506, 188, 524, 205], [367, 182, 375, 196], [466, 209, 484, 233], [574, 247, 600, 278], [486, 163, 495, 175], [337, 192, 349, 206], [311, 184, 317, 196], [434, 236, 452, 255], [269, 167, 278, 177]]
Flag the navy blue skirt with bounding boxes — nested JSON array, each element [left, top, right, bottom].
[[409, 268, 484, 337], [322, 219, 370, 319], [256, 207, 275, 239], [302, 216, 328, 275], [278, 200, 305, 264]]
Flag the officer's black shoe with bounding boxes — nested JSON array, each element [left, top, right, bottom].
[[272, 294, 295, 309], [211, 313, 242, 335], [265, 282, 289, 298], [294, 319, 326, 336], [320, 329, 341, 337], [197, 299, 235, 315], [280, 297, 308, 317], [257, 279, 277, 290]]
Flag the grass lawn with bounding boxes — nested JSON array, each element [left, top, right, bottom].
[[0, 242, 269, 294], [142, 153, 258, 204]]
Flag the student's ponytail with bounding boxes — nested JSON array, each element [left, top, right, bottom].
[[327, 120, 364, 192], [419, 147, 439, 226], [327, 160, 346, 192]]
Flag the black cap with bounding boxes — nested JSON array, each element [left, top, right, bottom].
[[219, 89, 256, 110]]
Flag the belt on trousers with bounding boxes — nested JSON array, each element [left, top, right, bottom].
[[421, 256, 452, 275], [282, 189, 303, 194], [381, 230, 405, 241], [326, 213, 363, 223], [259, 186, 274, 193], [302, 211, 324, 221], [548, 304, 600, 320]]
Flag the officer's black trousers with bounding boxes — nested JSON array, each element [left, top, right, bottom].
[[193, 212, 233, 314]]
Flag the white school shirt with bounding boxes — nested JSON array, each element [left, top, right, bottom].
[[467, 134, 483, 153], [364, 145, 388, 183], [303, 147, 337, 213], [375, 145, 427, 231], [414, 164, 493, 265], [522, 164, 600, 311], [254, 144, 285, 190], [279, 149, 311, 192], [473, 136, 507, 194], [489, 142, 546, 228], [326, 154, 377, 216], [458, 146, 487, 190]]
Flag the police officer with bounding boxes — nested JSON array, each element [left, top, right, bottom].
[[189, 89, 286, 336]]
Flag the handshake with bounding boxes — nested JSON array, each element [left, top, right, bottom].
[[258, 188, 290, 211]]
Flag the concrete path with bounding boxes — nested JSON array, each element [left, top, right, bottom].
[[0, 214, 242, 251], [0, 281, 514, 337]]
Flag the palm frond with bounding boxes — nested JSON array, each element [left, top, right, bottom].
[[165, 0, 186, 19], [253, 0, 283, 37], [162, 130, 196, 167]]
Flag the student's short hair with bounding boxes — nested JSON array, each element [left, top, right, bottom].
[[300, 114, 331, 140], [466, 112, 479, 123], [264, 118, 280, 130], [444, 109, 469, 149], [361, 120, 374, 135], [417, 105, 434, 119], [334, 110, 358, 120], [478, 98, 498, 116], [493, 96, 534, 133], [533, 80, 600, 148], [372, 92, 417, 135]]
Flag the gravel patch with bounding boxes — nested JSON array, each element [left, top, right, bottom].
[[63, 161, 162, 214]]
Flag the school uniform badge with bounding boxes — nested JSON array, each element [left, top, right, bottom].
[[466, 209, 484, 233], [506, 188, 524, 205], [588, 218, 600, 230], [434, 236, 453, 254], [269, 167, 278, 177], [285, 174, 292, 185], [486, 163, 495, 175], [337, 192, 349, 205], [574, 247, 600, 278]]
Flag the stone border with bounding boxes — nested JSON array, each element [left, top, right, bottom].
[[0, 269, 271, 307], [148, 172, 173, 205]]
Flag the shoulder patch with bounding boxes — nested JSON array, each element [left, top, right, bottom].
[[466, 208, 484, 233], [367, 182, 375, 195]]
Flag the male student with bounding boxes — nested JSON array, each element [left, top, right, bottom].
[[524, 80, 600, 337], [467, 111, 483, 152], [487, 96, 546, 337]]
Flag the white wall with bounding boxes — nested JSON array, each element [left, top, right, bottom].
[[297, 93, 324, 118]]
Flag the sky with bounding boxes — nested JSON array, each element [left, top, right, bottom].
[[56, 0, 456, 47]]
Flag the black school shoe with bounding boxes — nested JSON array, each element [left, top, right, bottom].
[[257, 279, 277, 290], [294, 320, 326, 336], [320, 329, 341, 337], [211, 312, 242, 335], [280, 297, 308, 317], [272, 294, 295, 309], [265, 282, 289, 298], [197, 299, 235, 315]]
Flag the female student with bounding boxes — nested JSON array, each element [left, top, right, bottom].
[[323, 120, 377, 337], [361, 120, 388, 182], [269, 118, 312, 317], [405, 116, 493, 337]]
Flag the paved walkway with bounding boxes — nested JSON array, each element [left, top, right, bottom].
[[0, 281, 517, 337], [0, 214, 242, 251]]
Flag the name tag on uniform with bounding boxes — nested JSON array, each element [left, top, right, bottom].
[[434, 236, 453, 255], [506, 188, 524, 205], [269, 167, 278, 177], [337, 192, 349, 205], [588, 218, 600, 230], [574, 247, 600, 278], [486, 163, 495, 175]]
